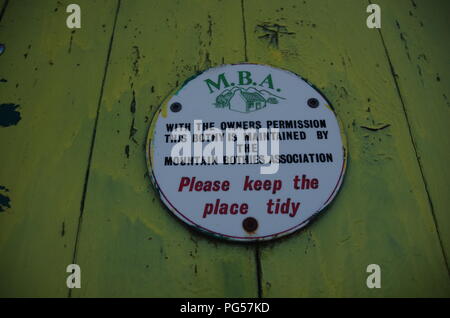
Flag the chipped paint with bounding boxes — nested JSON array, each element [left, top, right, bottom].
[[0, 103, 21, 127], [0, 186, 11, 212]]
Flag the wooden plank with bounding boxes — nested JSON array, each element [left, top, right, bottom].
[[71, 0, 257, 297], [0, 0, 118, 297], [243, 0, 450, 296], [376, 0, 450, 268]]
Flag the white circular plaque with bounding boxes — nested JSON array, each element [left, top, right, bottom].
[[147, 64, 347, 242]]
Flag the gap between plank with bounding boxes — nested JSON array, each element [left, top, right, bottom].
[[68, 0, 122, 298], [241, 0, 248, 62], [255, 244, 263, 298], [241, 0, 263, 297], [372, 2, 450, 277], [0, 0, 9, 22]]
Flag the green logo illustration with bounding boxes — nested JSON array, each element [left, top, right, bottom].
[[204, 71, 285, 113], [214, 87, 285, 113]]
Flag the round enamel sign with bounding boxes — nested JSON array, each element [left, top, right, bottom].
[[147, 64, 347, 242]]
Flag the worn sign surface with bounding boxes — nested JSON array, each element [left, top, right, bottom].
[[147, 64, 347, 241]]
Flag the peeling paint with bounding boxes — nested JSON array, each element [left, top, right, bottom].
[[255, 22, 295, 48], [0, 186, 11, 212], [0, 103, 21, 127], [360, 124, 391, 131]]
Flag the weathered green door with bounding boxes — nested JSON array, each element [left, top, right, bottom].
[[0, 0, 449, 297]]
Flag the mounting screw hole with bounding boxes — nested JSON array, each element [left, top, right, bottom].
[[243, 217, 258, 233], [307, 98, 319, 108], [170, 102, 182, 112]]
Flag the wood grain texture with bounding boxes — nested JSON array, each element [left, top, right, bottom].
[[0, 0, 448, 298], [376, 0, 450, 267], [70, 0, 257, 297], [243, 0, 450, 297], [0, 0, 117, 296]]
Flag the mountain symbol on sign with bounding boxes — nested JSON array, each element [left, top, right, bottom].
[[214, 87, 285, 113]]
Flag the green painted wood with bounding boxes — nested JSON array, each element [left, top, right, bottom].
[[0, 0, 118, 297], [243, 0, 450, 297], [70, 0, 257, 297], [377, 0, 450, 267], [0, 0, 448, 298]]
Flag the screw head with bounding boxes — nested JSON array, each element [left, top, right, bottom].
[[170, 102, 182, 112], [0, 44, 5, 56], [243, 217, 258, 233], [307, 98, 319, 108]]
